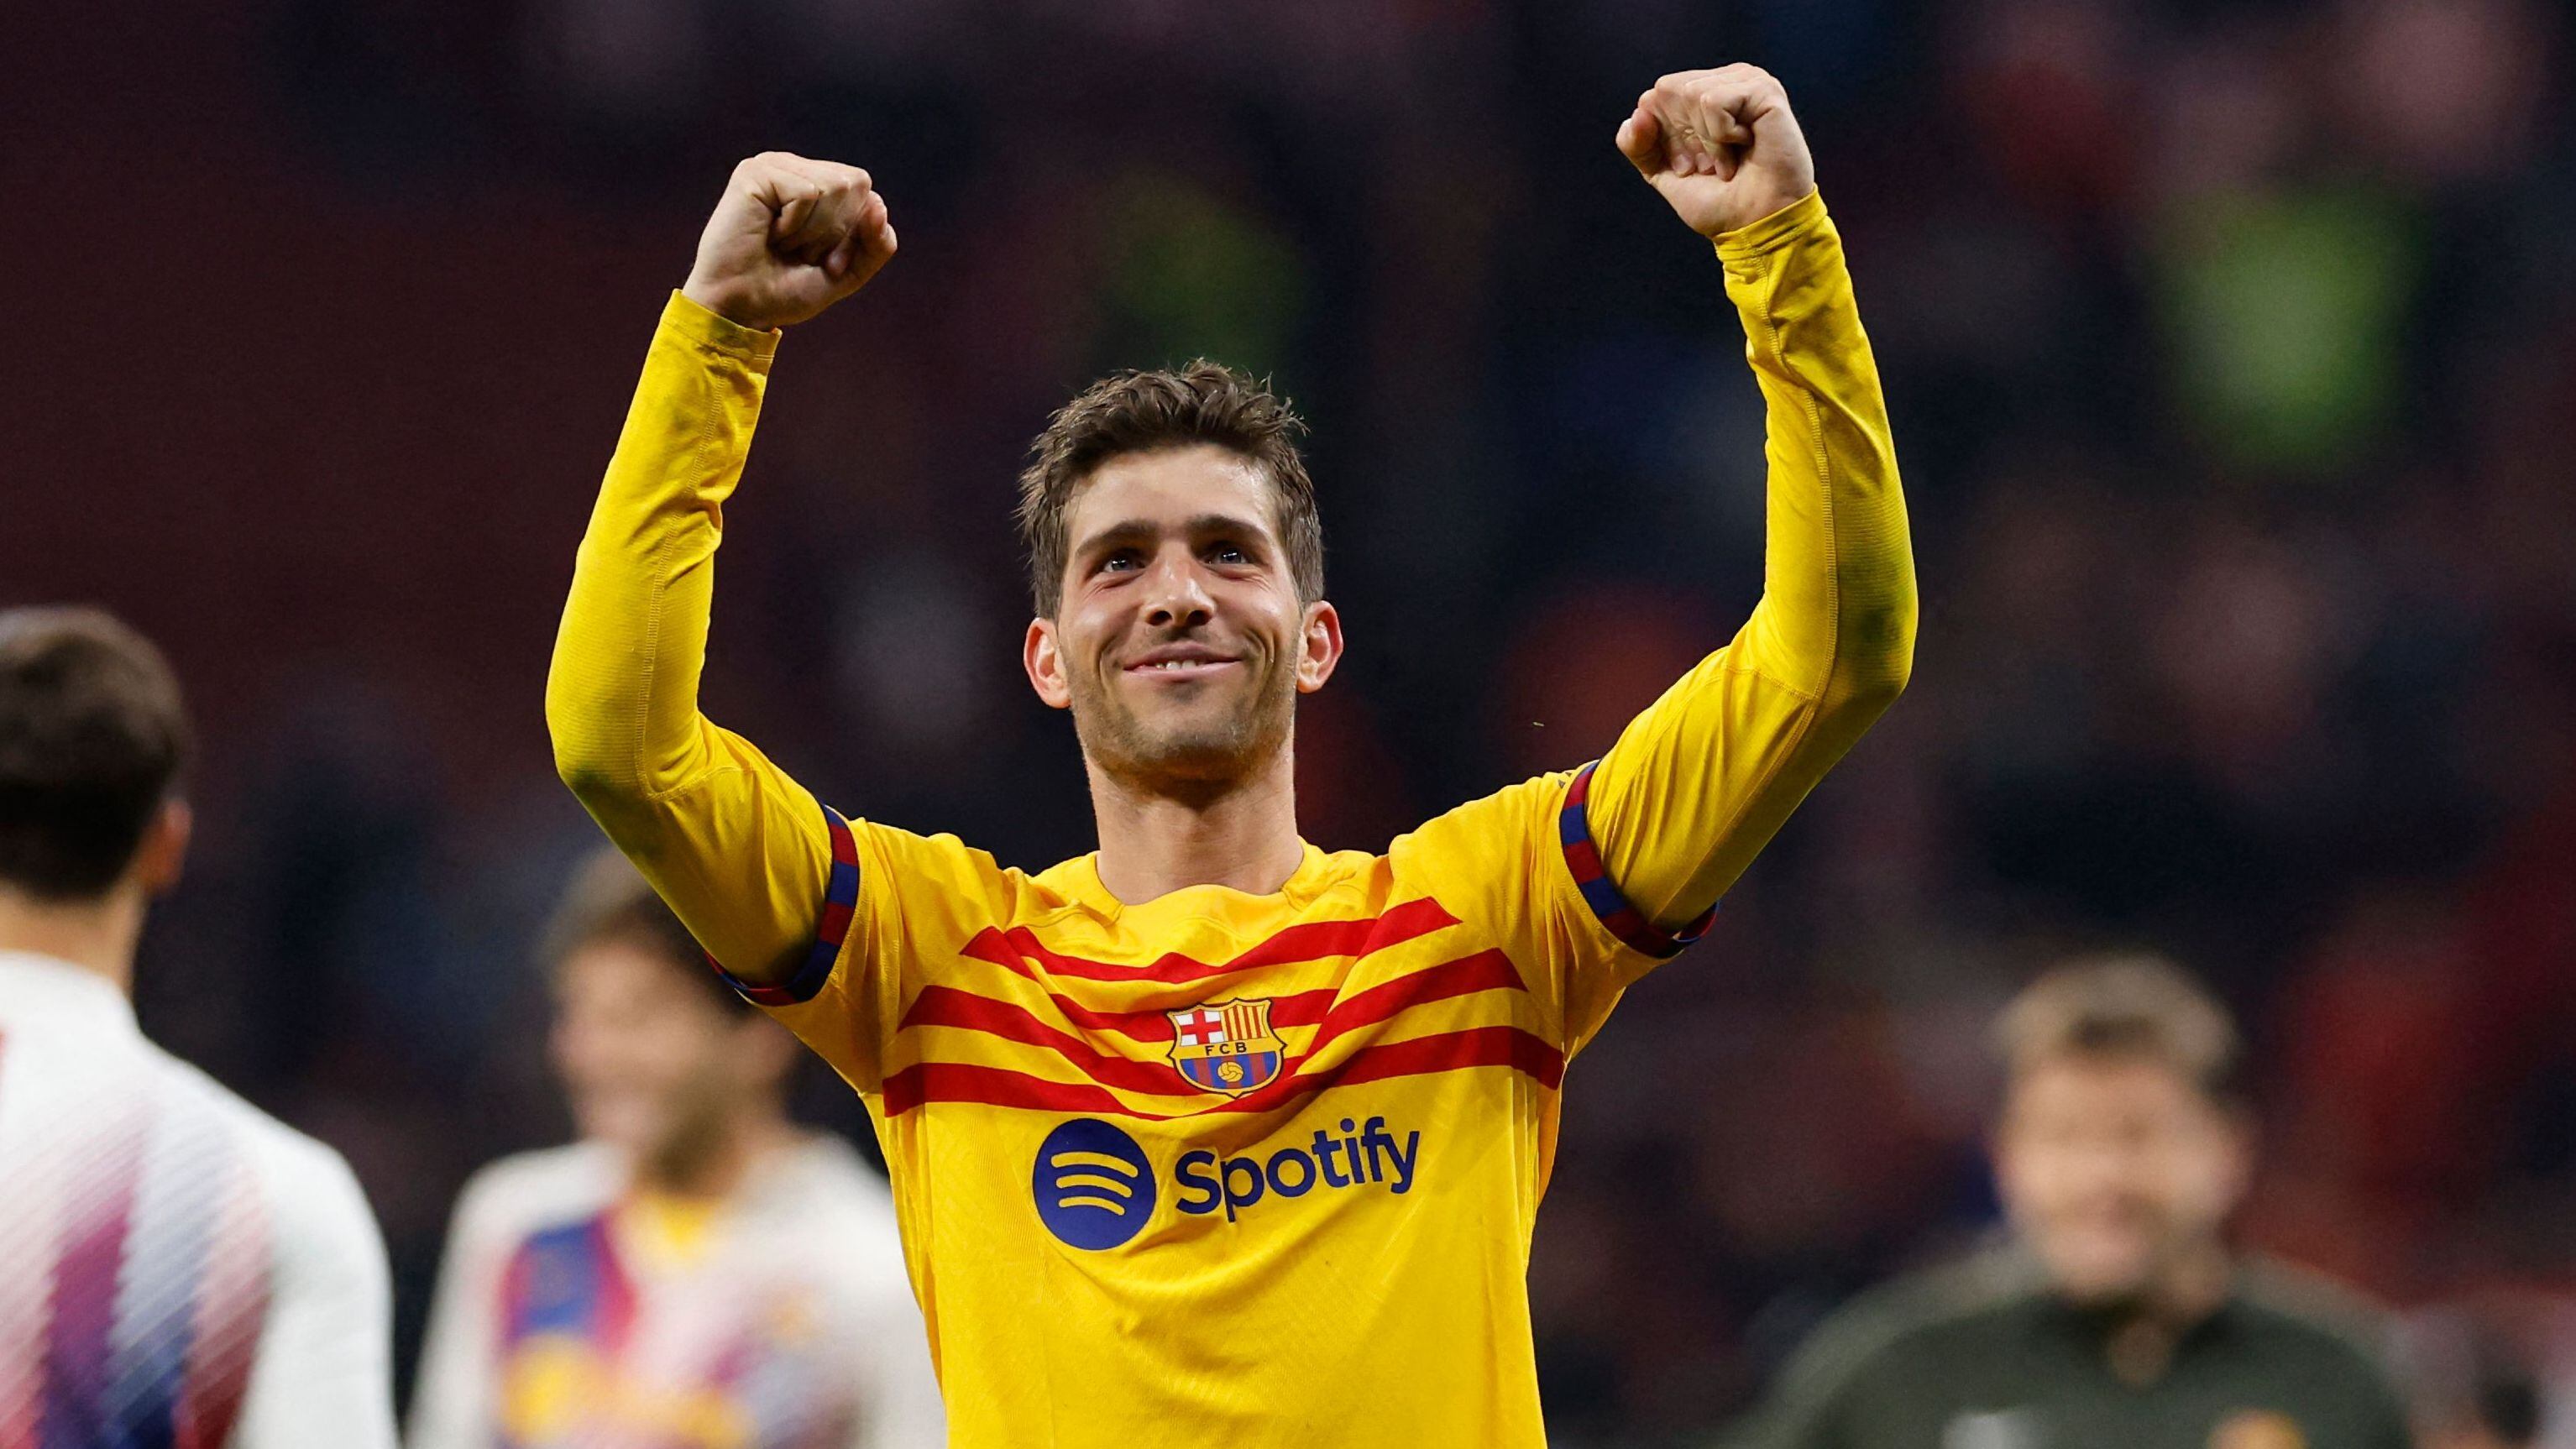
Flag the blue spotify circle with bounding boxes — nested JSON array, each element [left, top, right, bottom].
[[1032, 1117, 1156, 1250]]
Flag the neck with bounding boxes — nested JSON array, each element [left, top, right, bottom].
[[1086, 741, 1306, 903], [0, 885, 144, 994], [639, 1106, 794, 1200], [2092, 1238, 2234, 1386]]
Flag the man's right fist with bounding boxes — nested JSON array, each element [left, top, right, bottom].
[[682, 153, 895, 332]]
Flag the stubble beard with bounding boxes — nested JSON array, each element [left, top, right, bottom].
[[2043, 1211, 2197, 1312], [1070, 650, 1298, 796]]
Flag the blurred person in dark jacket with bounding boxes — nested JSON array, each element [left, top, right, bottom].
[[1733, 956, 2413, 1449]]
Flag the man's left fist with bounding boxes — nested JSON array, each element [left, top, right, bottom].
[[1615, 65, 1817, 238]]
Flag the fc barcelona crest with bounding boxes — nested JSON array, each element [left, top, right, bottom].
[[1167, 998, 1285, 1096]]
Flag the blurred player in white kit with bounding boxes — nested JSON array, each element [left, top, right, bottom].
[[0, 606, 397, 1447], [408, 850, 942, 1449]]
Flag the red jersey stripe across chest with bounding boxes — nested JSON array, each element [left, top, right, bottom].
[[882, 897, 1562, 1118]]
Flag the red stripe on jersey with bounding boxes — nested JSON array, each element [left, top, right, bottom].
[[1300, 949, 1530, 1059], [971, 895, 1459, 985], [175, 1152, 272, 1449], [881, 1062, 1140, 1118], [956, 956, 1338, 1044], [881, 1023, 1564, 1118], [934, 956, 1525, 1047], [40, 1096, 152, 1429], [1316, 1024, 1565, 1093], [895, 947, 1534, 1098], [956, 935, 1342, 1041], [1228, 1023, 1565, 1106], [895, 988, 1202, 1096]]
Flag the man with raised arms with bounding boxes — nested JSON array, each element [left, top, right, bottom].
[[547, 64, 1914, 1446]]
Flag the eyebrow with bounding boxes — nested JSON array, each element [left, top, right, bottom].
[[1072, 513, 1273, 560]]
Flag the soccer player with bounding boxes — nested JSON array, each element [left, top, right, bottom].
[[546, 65, 1913, 1444], [0, 607, 397, 1447], [407, 850, 943, 1449], [1735, 957, 2413, 1449]]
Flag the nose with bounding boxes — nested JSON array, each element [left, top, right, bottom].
[[1141, 550, 1215, 630]]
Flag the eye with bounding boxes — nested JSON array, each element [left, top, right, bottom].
[[1097, 550, 1141, 575], [1207, 542, 1250, 566]]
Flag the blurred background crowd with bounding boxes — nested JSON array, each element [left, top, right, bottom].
[[6, 0, 2573, 1441]]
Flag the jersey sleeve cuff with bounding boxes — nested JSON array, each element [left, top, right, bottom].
[[661, 289, 783, 364], [710, 802, 858, 1007], [1558, 761, 1716, 960], [1712, 189, 1830, 262]]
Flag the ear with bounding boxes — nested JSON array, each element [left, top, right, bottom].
[[130, 798, 191, 897], [1024, 616, 1073, 709], [1294, 600, 1343, 695]]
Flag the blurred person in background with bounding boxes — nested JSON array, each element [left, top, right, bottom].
[[2442, 1377, 2542, 1449], [406, 849, 941, 1449], [545, 63, 1911, 1448], [0, 607, 397, 1446], [2399, 1310, 2548, 1449], [1736, 956, 2412, 1449]]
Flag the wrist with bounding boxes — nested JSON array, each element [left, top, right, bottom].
[[679, 277, 778, 335], [1712, 188, 1827, 256], [664, 290, 783, 361]]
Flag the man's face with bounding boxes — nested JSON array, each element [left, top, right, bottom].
[[1993, 1053, 2252, 1305], [1025, 444, 1339, 786], [548, 939, 746, 1164]]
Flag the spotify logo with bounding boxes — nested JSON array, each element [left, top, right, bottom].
[[1031, 1118, 1156, 1250]]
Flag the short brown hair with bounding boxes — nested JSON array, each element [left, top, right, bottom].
[[540, 848, 747, 1016], [1994, 954, 2244, 1106], [1015, 360, 1323, 617], [0, 607, 191, 901]]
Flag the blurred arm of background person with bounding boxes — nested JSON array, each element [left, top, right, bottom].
[[544, 152, 897, 992], [1726, 957, 2416, 1449], [403, 1158, 517, 1449], [230, 1139, 399, 1447], [838, 1211, 948, 1449], [0, 609, 397, 1449], [1578, 66, 1914, 983]]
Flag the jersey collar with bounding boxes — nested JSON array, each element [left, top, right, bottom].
[[1064, 840, 1333, 923], [0, 951, 140, 1037]]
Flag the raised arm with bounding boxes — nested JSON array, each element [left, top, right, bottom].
[[1585, 68, 1916, 934], [545, 154, 896, 986]]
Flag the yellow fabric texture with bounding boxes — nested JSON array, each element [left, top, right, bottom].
[[546, 191, 1912, 1448]]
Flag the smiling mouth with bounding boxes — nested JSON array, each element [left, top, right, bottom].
[[1123, 658, 1240, 678]]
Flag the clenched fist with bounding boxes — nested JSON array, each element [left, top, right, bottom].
[[682, 153, 896, 332], [1616, 66, 1817, 238]]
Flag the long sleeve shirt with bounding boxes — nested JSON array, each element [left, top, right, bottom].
[[544, 190, 1913, 1448]]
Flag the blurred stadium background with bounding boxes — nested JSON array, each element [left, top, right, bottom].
[[6, 0, 2573, 1441]]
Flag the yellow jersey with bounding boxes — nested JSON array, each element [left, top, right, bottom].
[[546, 190, 1914, 1447]]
